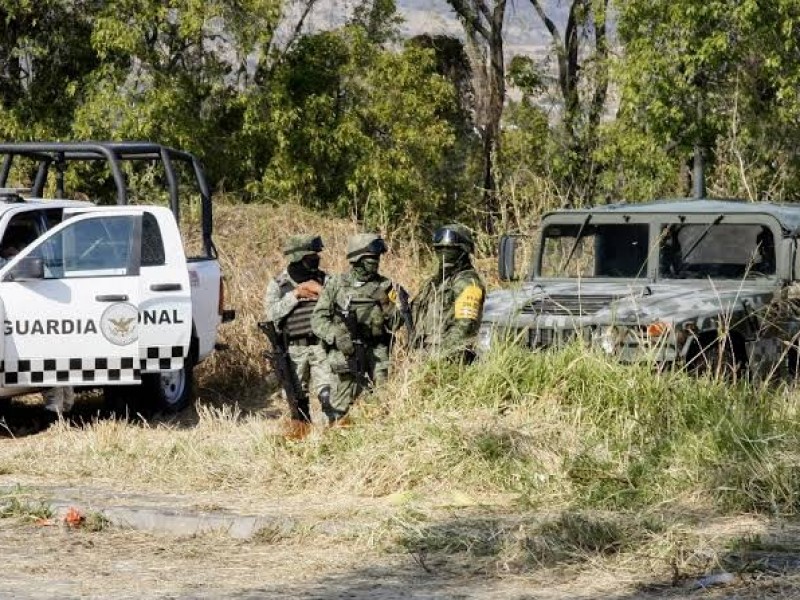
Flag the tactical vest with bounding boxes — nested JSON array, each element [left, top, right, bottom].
[[278, 274, 324, 341], [412, 268, 480, 347], [333, 276, 391, 344]]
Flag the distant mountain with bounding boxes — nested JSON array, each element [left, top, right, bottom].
[[398, 0, 567, 58], [304, 0, 569, 59]]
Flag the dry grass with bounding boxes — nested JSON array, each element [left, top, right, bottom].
[[0, 202, 800, 597]]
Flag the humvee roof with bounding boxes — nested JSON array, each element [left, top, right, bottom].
[[543, 199, 800, 234]]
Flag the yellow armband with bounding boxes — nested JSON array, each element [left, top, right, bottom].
[[454, 284, 483, 320]]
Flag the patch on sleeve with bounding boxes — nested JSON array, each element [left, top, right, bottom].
[[454, 284, 483, 320]]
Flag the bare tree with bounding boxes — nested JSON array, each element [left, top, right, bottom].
[[447, 0, 507, 231], [529, 0, 609, 203]]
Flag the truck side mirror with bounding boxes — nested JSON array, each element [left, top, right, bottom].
[[498, 234, 518, 281], [7, 257, 44, 281]]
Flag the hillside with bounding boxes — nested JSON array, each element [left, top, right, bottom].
[[303, 0, 569, 59]]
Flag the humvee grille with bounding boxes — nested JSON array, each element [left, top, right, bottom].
[[528, 327, 589, 349], [522, 295, 615, 316]]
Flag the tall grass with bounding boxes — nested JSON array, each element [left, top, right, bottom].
[[4, 202, 799, 521], [5, 340, 800, 519]]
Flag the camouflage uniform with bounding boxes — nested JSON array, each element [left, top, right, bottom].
[[311, 234, 399, 423], [264, 235, 334, 424], [412, 224, 485, 360]]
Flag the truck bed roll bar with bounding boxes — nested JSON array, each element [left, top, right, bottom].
[[0, 141, 216, 258]]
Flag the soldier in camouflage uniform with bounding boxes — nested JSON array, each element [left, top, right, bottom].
[[311, 233, 400, 424], [264, 235, 334, 436], [411, 224, 485, 361]]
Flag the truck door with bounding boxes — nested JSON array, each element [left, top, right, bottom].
[[136, 209, 192, 372], [0, 212, 143, 387]]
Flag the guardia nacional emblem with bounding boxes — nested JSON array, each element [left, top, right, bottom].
[[100, 302, 139, 346]]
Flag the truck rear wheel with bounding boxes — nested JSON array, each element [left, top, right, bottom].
[[142, 358, 195, 413]]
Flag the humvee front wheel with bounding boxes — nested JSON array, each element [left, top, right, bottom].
[[686, 332, 746, 380]]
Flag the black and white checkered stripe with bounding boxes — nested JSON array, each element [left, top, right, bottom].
[[1, 346, 188, 386], [2, 357, 140, 386], [139, 346, 188, 372]]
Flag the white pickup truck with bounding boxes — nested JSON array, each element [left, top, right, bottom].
[[0, 142, 234, 412]]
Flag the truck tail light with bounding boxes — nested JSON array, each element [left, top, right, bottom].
[[219, 277, 236, 323]]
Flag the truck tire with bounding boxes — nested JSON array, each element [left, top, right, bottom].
[[142, 357, 195, 413]]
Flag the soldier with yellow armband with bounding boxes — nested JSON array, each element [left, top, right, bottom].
[[411, 224, 486, 362]]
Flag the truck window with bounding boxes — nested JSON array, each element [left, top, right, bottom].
[[44, 208, 64, 231], [141, 212, 166, 267], [27, 215, 138, 278], [540, 223, 649, 278], [0, 212, 41, 252], [659, 224, 775, 279]]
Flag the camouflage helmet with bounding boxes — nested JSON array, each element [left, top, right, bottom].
[[283, 234, 324, 263], [432, 223, 474, 254], [346, 233, 387, 264]]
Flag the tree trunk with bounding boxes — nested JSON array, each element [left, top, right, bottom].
[[445, 0, 506, 232]]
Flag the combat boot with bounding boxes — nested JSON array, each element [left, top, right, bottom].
[[327, 415, 352, 429], [318, 386, 343, 425]]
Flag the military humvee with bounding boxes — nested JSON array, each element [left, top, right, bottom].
[[479, 199, 800, 377]]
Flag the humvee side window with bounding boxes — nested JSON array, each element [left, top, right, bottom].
[[540, 223, 649, 278], [659, 224, 775, 279]]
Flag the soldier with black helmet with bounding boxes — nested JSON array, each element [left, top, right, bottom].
[[311, 233, 401, 424], [411, 224, 486, 361], [264, 234, 333, 438]]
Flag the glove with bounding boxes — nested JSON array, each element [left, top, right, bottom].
[[334, 329, 355, 356], [369, 306, 386, 337], [391, 284, 409, 309]]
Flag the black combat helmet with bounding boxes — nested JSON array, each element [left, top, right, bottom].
[[432, 224, 474, 254]]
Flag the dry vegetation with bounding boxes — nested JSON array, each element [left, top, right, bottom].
[[1, 203, 800, 597]]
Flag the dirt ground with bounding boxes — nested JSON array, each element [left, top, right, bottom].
[[0, 476, 799, 599]]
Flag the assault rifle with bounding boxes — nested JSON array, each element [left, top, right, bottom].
[[258, 321, 310, 421], [339, 297, 371, 388], [394, 284, 414, 348]]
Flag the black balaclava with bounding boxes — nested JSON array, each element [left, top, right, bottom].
[[353, 256, 380, 281], [288, 253, 322, 283], [435, 247, 469, 279]]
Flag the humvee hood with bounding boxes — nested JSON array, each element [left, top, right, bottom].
[[483, 280, 776, 327]]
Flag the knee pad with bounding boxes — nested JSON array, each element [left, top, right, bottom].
[[318, 386, 331, 406], [318, 386, 344, 421]]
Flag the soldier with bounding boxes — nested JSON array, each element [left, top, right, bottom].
[[311, 233, 400, 424], [263, 235, 333, 438], [411, 224, 485, 361]]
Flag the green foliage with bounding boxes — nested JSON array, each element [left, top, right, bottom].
[[611, 0, 800, 201], [364, 342, 800, 515], [0, 487, 53, 522], [73, 0, 279, 187], [8, 0, 800, 228], [254, 25, 459, 231], [0, 1, 100, 139], [497, 98, 557, 225]]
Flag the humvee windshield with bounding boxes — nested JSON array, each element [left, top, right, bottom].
[[659, 223, 775, 279], [540, 223, 649, 278]]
